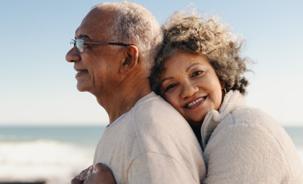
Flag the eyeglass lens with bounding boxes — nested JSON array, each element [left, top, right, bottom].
[[70, 39, 84, 52]]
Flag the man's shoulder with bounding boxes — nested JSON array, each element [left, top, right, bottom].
[[129, 93, 202, 159], [132, 92, 186, 125], [116, 92, 194, 139], [111, 92, 194, 141], [134, 92, 170, 109]]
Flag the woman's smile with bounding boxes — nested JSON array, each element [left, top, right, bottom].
[[183, 96, 207, 109]]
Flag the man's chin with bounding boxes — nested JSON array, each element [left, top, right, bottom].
[[76, 84, 90, 92]]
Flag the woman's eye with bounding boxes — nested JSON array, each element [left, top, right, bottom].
[[163, 83, 177, 93], [191, 70, 204, 78]]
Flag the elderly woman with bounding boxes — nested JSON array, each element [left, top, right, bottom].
[[149, 13, 303, 183]]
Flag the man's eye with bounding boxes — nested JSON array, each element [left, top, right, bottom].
[[80, 39, 91, 47], [83, 42, 90, 48], [191, 70, 204, 78]]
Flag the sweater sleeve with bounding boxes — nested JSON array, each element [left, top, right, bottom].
[[203, 122, 288, 184]]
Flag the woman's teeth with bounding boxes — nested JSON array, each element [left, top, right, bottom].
[[185, 97, 205, 109]]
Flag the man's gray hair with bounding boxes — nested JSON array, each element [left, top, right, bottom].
[[94, 2, 163, 68]]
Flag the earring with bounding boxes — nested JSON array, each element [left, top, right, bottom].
[[222, 88, 227, 95]]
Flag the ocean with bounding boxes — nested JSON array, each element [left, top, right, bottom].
[[0, 125, 104, 184], [0, 125, 302, 184]]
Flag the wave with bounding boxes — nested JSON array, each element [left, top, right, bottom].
[[1, 139, 302, 184], [0, 139, 94, 184], [298, 146, 303, 163]]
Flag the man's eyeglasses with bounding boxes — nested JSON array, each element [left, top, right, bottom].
[[70, 38, 134, 53]]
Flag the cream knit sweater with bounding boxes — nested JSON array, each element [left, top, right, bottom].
[[201, 91, 303, 184]]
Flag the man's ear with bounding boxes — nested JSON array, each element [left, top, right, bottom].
[[119, 45, 139, 74]]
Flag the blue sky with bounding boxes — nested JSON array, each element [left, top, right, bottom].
[[1, 0, 302, 126]]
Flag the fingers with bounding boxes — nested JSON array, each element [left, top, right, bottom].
[[83, 163, 117, 184], [94, 163, 112, 173], [71, 165, 94, 184], [71, 177, 83, 184]]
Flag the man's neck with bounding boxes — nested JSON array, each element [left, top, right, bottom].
[[97, 80, 151, 123]]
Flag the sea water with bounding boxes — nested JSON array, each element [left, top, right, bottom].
[[0, 125, 302, 184], [0, 126, 104, 184]]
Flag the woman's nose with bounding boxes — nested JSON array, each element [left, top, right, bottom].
[[181, 82, 199, 99], [65, 47, 80, 63]]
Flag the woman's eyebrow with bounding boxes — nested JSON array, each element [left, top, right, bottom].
[[161, 77, 174, 83], [186, 63, 201, 72]]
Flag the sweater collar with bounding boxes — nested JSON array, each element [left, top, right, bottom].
[[201, 90, 245, 149]]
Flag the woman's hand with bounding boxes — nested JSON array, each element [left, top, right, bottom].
[[71, 165, 92, 184], [71, 163, 116, 184]]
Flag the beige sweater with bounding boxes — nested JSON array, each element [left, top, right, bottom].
[[201, 91, 303, 184], [94, 92, 205, 184]]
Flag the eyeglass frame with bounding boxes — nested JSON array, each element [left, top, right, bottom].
[[70, 38, 135, 53]]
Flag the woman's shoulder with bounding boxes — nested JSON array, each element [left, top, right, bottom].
[[212, 106, 297, 158], [210, 90, 280, 132], [201, 102, 283, 149], [223, 106, 279, 131], [207, 106, 291, 151], [206, 106, 303, 182]]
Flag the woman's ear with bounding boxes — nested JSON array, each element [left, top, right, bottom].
[[119, 45, 139, 74]]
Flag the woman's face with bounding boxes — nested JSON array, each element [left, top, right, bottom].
[[160, 51, 223, 124]]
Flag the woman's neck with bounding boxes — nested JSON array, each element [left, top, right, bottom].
[[189, 123, 202, 148]]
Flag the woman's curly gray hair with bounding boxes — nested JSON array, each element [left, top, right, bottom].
[[150, 12, 249, 95]]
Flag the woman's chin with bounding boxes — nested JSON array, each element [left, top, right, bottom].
[[187, 116, 205, 126], [184, 111, 207, 125]]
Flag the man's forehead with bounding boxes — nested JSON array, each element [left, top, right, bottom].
[[74, 8, 115, 38]]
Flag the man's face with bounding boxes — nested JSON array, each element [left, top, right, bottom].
[[65, 9, 124, 96]]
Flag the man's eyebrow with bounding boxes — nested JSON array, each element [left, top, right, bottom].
[[75, 35, 91, 39]]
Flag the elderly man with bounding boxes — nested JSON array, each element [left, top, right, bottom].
[[66, 2, 205, 184]]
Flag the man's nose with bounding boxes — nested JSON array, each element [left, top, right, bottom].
[[181, 81, 199, 99], [65, 47, 80, 63]]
